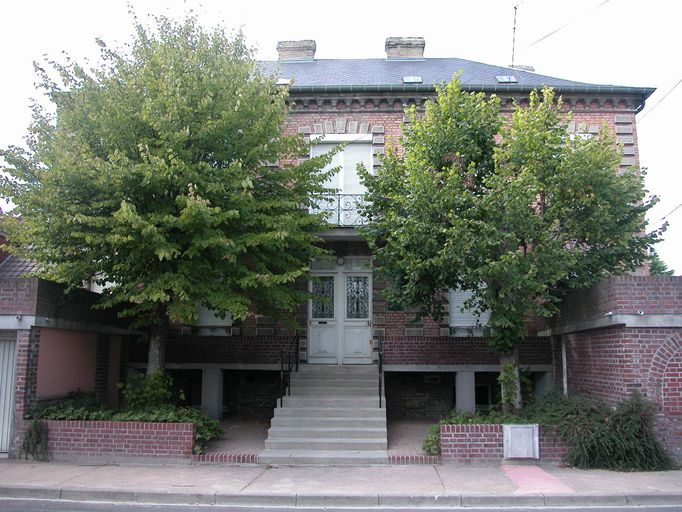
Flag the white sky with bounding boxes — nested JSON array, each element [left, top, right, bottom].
[[2, 0, 680, 273]]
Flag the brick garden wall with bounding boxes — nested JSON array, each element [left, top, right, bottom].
[[440, 424, 569, 462], [46, 420, 195, 461]]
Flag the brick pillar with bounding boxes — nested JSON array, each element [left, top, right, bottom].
[[10, 327, 41, 456], [94, 333, 110, 404]]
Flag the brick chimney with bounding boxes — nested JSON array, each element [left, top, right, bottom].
[[385, 37, 425, 60], [276, 40, 316, 62]]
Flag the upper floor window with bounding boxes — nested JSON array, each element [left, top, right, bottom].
[[311, 135, 372, 226], [449, 288, 490, 335]]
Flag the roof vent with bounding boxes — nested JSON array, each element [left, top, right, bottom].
[[496, 75, 518, 83], [276, 40, 316, 62], [276, 78, 293, 86], [403, 76, 423, 84], [385, 37, 425, 60]]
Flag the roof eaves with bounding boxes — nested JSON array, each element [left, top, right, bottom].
[[288, 83, 656, 99]]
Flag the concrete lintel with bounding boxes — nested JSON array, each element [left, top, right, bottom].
[[539, 314, 682, 337], [315, 228, 364, 241], [128, 362, 281, 371], [383, 364, 553, 373], [0, 315, 138, 335]]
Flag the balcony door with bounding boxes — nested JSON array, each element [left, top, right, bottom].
[[310, 135, 373, 226], [309, 257, 373, 364]]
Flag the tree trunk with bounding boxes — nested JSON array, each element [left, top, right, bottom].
[[499, 346, 522, 414], [147, 318, 168, 376]]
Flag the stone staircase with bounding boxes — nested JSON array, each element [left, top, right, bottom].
[[259, 364, 388, 465]]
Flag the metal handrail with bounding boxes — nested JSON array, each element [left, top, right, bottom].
[[279, 334, 300, 408], [378, 336, 384, 409]]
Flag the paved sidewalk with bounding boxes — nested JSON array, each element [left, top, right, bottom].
[[1, 459, 682, 507]]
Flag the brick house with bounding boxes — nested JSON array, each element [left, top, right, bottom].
[[1, 37, 680, 463]]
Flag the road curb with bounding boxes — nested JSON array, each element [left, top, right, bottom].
[[542, 493, 628, 506], [0, 487, 60, 500], [2, 486, 682, 507], [627, 493, 682, 506], [59, 489, 137, 503]]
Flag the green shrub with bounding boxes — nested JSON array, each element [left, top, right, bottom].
[[20, 420, 49, 461], [423, 423, 441, 455], [536, 393, 675, 471], [422, 392, 676, 471], [120, 371, 174, 409]]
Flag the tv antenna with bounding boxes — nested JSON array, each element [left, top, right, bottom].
[[511, 4, 519, 69]]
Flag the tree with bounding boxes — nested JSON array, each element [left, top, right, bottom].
[[648, 250, 674, 276], [1, 15, 334, 375], [361, 80, 658, 412]]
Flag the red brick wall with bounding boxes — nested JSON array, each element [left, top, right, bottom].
[[46, 420, 195, 460], [130, 333, 552, 367], [382, 336, 551, 366], [0, 278, 39, 315], [555, 276, 682, 327], [440, 424, 569, 462], [129, 335, 296, 365]]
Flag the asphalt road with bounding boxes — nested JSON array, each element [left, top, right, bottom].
[[2, 500, 682, 512]]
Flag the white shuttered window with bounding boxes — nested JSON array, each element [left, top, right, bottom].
[[448, 289, 490, 329]]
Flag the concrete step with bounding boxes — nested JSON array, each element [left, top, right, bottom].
[[281, 396, 381, 408], [289, 386, 377, 396], [295, 366, 377, 376], [270, 416, 386, 428], [264, 437, 387, 451], [289, 377, 377, 386], [259, 449, 388, 465], [267, 426, 387, 439], [273, 406, 386, 418]]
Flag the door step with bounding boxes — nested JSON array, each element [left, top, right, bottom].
[[259, 449, 388, 465]]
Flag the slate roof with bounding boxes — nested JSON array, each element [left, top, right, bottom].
[[261, 57, 654, 98], [0, 255, 39, 278]]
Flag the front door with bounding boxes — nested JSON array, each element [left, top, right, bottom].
[[309, 258, 372, 364]]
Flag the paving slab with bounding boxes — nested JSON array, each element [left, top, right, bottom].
[[244, 465, 445, 495], [59, 464, 265, 494], [0, 460, 101, 487], [436, 465, 517, 494], [544, 466, 682, 493], [502, 464, 574, 495]]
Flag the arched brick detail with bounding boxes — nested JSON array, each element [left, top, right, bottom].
[[648, 333, 682, 409]]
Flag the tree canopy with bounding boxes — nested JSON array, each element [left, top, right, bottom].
[[361, 80, 658, 409], [1, 15, 333, 373]]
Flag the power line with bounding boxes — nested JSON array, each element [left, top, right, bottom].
[[639, 79, 682, 121], [653, 201, 682, 225], [522, 0, 610, 51]]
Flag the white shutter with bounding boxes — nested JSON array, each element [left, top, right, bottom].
[[448, 289, 490, 327], [311, 143, 341, 192], [342, 142, 372, 195]]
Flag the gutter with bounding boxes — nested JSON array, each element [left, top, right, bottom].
[[288, 84, 656, 100]]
